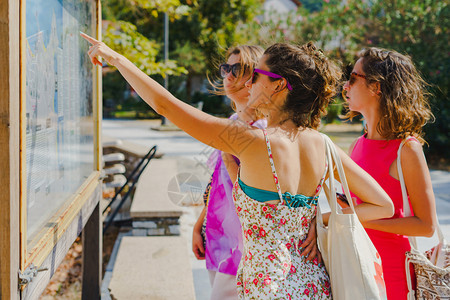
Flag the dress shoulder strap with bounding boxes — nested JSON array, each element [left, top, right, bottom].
[[261, 129, 284, 203]]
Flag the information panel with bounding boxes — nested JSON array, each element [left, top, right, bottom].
[[25, 0, 96, 244]]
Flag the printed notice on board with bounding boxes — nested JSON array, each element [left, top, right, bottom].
[[25, 0, 95, 242]]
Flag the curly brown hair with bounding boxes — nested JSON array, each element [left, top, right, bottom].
[[345, 47, 434, 143], [264, 42, 342, 129], [208, 45, 264, 97]]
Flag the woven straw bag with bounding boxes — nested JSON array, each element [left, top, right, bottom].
[[397, 138, 450, 300]]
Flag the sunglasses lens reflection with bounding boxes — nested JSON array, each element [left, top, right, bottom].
[[219, 65, 228, 78], [220, 64, 241, 78]]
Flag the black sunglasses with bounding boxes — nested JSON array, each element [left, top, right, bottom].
[[219, 63, 244, 78]]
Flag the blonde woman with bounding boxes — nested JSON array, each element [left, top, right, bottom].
[[192, 45, 265, 300]]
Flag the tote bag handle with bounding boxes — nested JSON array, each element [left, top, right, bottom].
[[397, 137, 447, 300], [321, 134, 356, 215], [397, 138, 445, 248]]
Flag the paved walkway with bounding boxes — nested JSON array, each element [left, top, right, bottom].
[[103, 119, 450, 300]]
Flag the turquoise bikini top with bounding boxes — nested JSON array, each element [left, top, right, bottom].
[[238, 177, 319, 209], [237, 129, 326, 209]]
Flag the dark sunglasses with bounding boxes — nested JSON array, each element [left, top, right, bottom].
[[342, 72, 368, 99], [348, 71, 366, 85], [251, 68, 293, 91], [219, 63, 244, 78]]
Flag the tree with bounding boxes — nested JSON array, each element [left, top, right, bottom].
[[166, 0, 264, 101], [236, 0, 449, 157], [365, 0, 449, 158], [101, 0, 262, 106], [101, 0, 189, 116], [102, 0, 189, 77]]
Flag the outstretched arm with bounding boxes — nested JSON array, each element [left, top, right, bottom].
[[362, 141, 436, 237], [81, 33, 256, 157]]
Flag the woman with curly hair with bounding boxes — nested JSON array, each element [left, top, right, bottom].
[[82, 32, 394, 298], [343, 48, 437, 299]]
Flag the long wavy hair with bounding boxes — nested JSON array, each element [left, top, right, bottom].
[[345, 47, 434, 143]]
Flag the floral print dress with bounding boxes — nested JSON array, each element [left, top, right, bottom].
[[233, 129, 332, 299]]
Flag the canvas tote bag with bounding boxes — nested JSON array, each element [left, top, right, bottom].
[[396, 138, 450, 300], [316, 134, 387, 300]]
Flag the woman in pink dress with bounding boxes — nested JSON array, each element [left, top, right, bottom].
[[343, 47, 437, 299]]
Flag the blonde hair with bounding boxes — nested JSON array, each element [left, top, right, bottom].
[[208, 45, 264, 106]]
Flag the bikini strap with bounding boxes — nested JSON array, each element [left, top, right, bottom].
[[262, 129, 284, 203], [314, 133, 331, 197], [313, 166, 328, 197]]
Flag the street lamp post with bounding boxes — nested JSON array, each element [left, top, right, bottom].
[[161, 12, 169, 125]]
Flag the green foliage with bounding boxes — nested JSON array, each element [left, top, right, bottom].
[[103, 70, 128, 105], [238, 0, 449, 157], [130, 0, 191, 18], [103, 21, 187, 77], [102, 0, 190, 23], [101, 0, 189, 116], [192, 0, 264, 70], [102, 0, 261, 102], [325, 98, 344, 124], [172, 41, 207, 74], [191, 92, 234, 116], [365, 0, 450, 156], [103, 0, 262, 74]]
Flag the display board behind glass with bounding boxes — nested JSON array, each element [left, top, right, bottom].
[[25, 0, 96, 245]]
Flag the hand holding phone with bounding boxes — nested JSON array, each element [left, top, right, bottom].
[[336, 192, 350, 208]]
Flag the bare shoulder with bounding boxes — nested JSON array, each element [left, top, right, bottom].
[[297, 129, 326, 158], [238, 124, 268, 157], [299, 128, 325, 145], [401, 138, 424, 161], [402, 139, 423, 158], [349, 138, 358, 155]]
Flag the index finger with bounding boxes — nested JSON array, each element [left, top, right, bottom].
[[80, 32, 100, 45]]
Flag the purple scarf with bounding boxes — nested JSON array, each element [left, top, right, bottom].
[[205, 117, 267, 275]]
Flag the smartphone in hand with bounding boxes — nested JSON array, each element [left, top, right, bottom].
[[336, 192, 350, 208]]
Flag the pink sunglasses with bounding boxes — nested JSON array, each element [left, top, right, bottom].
[[251, 68, 293, 91]]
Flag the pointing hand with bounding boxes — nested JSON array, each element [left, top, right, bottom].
[[80, 32, 119, 67]]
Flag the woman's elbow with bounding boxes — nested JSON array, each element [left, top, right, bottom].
[[423, 222, 435, 237], [383, 200, 395, 219], [152, 100, 165, 116]]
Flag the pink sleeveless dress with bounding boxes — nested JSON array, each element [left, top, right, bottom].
[[350, 135, 416, 299]]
